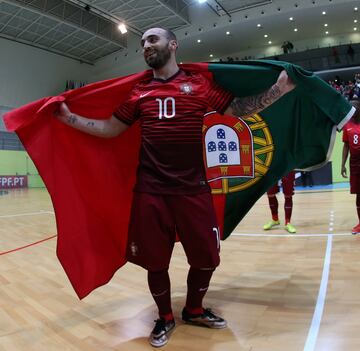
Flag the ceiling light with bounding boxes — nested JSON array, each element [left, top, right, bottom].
[[209, 54, 213, 57], [324, 23, 328, 27], [354, 27, 358, 31], [197, 39, 201, 43], [226, 31, 230, 35], [257, 23, 261, 27], [198, 0, 207, 3], [325, 31, 329, 34], [355, 7, 358, 11], [322, 11, 326, 15], [289, 17, 294, 21], [264, 34, 268, 37], [294, 28, 298, 31], [355, 20, 358, 23], [268, 41, 272, 44], [118, 23, 127, 34]]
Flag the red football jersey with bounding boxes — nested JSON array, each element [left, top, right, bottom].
[[114, 70, 233, 194], [343, 118, 360, 174]]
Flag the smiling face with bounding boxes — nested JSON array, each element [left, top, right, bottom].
[[141, 28, 177, 69]]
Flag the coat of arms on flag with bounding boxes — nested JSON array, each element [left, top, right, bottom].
[[203, 111, 274, 194]]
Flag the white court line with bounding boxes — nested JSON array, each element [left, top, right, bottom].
[[0, 211, 54, 218], [303, 233, 333, 351], [231, 232, 351, 237]]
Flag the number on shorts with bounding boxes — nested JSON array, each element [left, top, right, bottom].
[[212, 227, 220, 250]]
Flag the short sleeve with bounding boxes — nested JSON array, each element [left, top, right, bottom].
[[205, 78, 233, 113], [113, 89, 139, 125]]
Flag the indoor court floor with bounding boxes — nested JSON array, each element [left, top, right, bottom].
[[1, 187, 359, 351]]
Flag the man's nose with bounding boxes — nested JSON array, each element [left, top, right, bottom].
[[143, 41, 151, 49]]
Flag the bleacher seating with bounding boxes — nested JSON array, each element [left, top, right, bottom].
[[0, 131, 24, 150]]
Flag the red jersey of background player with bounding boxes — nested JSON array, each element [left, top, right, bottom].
[[114, 69, 233, 194], [342, 119, 360, 174]]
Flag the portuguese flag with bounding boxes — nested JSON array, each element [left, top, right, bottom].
[[4, 61, 354, 299]]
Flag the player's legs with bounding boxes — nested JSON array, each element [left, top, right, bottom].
[[349, 171, 360, 234], [126, 193, 176, 346], [263, 185, 280, 230], [282, 172, 296, 233], [351, 193, 360, 234], [170, 193, 226, 328]]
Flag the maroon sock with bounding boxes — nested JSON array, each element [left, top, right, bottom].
[[147, 270, 173, 320], [284, 196, 293, 224], [268, 195, 279, 221], [185, 267, 215, 314], [356, 194, 360, 223]]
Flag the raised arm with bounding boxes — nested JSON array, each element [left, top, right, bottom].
[[225, 70, 296, 117], [54, 102, 128, 138], [341, 142, 349, 178]]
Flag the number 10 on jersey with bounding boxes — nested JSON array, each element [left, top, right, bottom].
[[156, 97, 176, 119]]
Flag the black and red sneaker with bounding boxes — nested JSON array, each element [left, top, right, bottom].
[[149, 318, 175, 348], [181, 308, 227, 329]]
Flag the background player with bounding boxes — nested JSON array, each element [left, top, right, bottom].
[[263, 171, 297, 234], [341, 99, 360, 234]]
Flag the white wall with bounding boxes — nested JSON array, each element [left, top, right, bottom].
[[0, 38, 92, 108]]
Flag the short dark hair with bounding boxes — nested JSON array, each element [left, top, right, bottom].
[[164, 28, 177, 41], [350, 99, 360, 120]]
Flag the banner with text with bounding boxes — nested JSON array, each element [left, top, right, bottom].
[[0, 176, 28, 189]]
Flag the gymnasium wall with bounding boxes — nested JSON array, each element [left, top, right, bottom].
[[0, 150, 43, 188], [0, 37, 92, 108]]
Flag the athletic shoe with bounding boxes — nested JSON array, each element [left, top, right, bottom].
[[263, 220, 280, 230], [351, 224, 360, 235], [181, 308, 227, 329], [149, 318, 175, 348], [285, 223, 296, 234]]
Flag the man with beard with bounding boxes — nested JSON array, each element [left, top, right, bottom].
[[55, 27, 295, 347]]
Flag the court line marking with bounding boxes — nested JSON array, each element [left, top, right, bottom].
[[0, 211, 54, 218], [306, 239, 333, 351], [303, 212, 334, 351], [0, 235, 57, 255], [232, 232, 351, 237]]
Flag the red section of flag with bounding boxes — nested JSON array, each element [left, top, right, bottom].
[[4, 63, 210, 299]]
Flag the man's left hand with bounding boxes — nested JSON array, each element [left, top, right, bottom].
[[275, 70, 296, 96]]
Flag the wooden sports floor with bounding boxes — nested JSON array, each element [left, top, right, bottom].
[[1, 187, 359, 351]]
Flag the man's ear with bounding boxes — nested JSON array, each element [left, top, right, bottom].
[[169, 40, 178, 51]]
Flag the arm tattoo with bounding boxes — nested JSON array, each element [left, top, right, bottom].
[[230, 84, 281, 116], [86, 121, 95, 127], [67, 114, 77, 125]]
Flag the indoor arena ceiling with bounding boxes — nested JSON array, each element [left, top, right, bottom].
[[0, 0, 358, 64]]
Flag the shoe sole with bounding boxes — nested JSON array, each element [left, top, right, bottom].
[[182, 319, 227, 329], [263, 224, 280, 230], [149, 324, 175, 348]]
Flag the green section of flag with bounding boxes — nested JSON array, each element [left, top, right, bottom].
[[208, 61, 353, 238]]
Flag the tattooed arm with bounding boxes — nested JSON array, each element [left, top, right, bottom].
[[54, 102, 128, 138], [225, 70, 296, 117]]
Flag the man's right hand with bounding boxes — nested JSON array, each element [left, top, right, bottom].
[[341, 166, 347, 178], [54, 102, 129, 138], [54, 102, 74, 124]]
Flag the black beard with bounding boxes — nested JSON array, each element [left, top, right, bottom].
[[145, 47, 171, 69]]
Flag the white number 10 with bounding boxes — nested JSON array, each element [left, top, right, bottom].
[[156, 97, 176, 119]]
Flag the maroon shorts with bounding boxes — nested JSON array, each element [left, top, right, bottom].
[[350, 172, 360, 194], [126, 192, 220, 271], [267, 171, 295, 197]]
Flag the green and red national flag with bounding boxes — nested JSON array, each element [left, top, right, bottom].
[[3, 61, 354, 298]]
